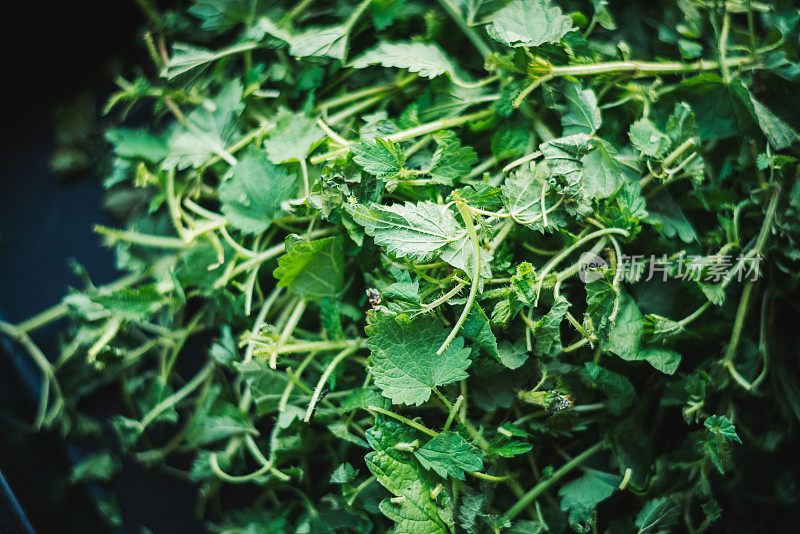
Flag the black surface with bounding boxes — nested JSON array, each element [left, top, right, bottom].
[[0, 2, 204, 533]]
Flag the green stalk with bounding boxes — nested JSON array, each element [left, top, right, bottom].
[[507, 442, 608, 519], [435, 0, 492, 57], [437, 203, 481, 356], [304, 345, 360, 422]]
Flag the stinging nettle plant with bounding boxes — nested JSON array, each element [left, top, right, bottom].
[[3, 0, 800, 532]]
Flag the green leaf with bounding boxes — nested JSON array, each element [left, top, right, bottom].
[[162, 80, 244, 169], [583, 362, 635, 416], [289, 25, 348, 60], [220, 148, 296, 234], [748, 98, 799, 150], [351, 137, 406, 178], [105, 128, 169, 163], [330, 462, 359, 484], [541, 134, 594, 192], [488, 0, 574, 47], [585, 279, 619, 338], [70, 452, 120, 484], [636, 347, 681, 375], [558, 471, 620, 529], [704, 415, 742, 443], [580, 139, 627, 199], [352, 41, 461, 81], [414, 431, 484, 480], [273, 236, 344, 300], [426, 132, 477, 184], [562, 82, 602, 136], [491, 125, 529, 161], [366, 417, 454, 533], [264, 110, 324, 164], [604, 292, 643, 359], [366, 314, 471, 405], [635, 497, 679, 534], [347, 200, 463, 262], [90, 285, 166, 322], [629, 118, 671, 159], [532, 296, 570, 355], [501, 162, 559, 226]]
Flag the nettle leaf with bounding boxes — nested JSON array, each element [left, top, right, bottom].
[[541, 134, 594, 193], [704, 415, 742, 443], [646, 191, 698, 243], [161, 42, 216, 79], [105, 128, 169, 163], [558, 471, 620, 530], [426, 132, 477, 185], [748, 98, 799, 150], [580, 139, 630, 199], [488, 0, 574, 47], [273, 236, 344, 300], [491, 125, 530, 161], [289, 25, 348, 60], [352, 137, 406, 178], [532, 296, 571, 355], [562, 82, 602, 136], [635, 497, 680, 534], [365, 417, 454, 533], [352, 41, 462, 82], [347, 200, 464, 261], [264, 110, 324, 164], [605, 294, 681, 374], [163, 80, 244, 169], [220, 148, 296, 234], [629, 118, 671, 159], [583, 362, 635, 416], [414, 431, 484, 480], [189, 0, 253, 31], [90, 285, 166, 322], [501, 162, 559, 226], [366, 314, 471, 405], [585, 278, 619, 338]]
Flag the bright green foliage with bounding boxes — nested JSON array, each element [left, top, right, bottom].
[[219, 149, 296, 234], [273, 236, 344, 300], [10, 0, 800, 532], [366, 314, 471, 405], [414, 431, 483, 480], [487, 0, 573, 47]]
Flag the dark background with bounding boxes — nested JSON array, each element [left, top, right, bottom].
[[0, 2, 203, 532]]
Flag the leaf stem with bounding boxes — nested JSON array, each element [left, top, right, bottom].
[[435, 0, 492, 58], [437, 203, 481, 355], [367, 405, 439, 437], [304, 345, 360, 422], [507, 441, 608, 519]]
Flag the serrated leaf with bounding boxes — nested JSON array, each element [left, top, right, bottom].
[[488, 0, 574, 47], [219, 148, 296, 234], [264, 110, 324, 164], [532, 296, 570, 355], [629, 118, 670, 159], [352, 137, 406, 178], [162, 81, 244, 169], [704, 415, 742, 443], [584, 362, 635, 415], [289, 25, 348, 60], [366, 417, 454, 533], [558, 471, 620, 529], [635, 497, 679, 534], [105, 128, 169, 163], [562, 82, 601, 136], [426, 133, 477, 185], [352, 41, 460, 81], [414, 431, 484, 480], [580, 140, 627, 199], [366, 314, 471, 405], [273, 236, 344, 300], [501, 162, 558, 226], [347, 200, 464, 262]]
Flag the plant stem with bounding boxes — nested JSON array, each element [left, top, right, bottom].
[[140, 361, 215, 429], [543, 55, 754, 78], [435, 0, 492, 58], [368, 405, 438, 437], [507, 442, 608, 519], [304, 345, 360, 422], [437, 203, 481, 355]]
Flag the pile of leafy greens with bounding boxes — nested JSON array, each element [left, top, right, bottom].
[[4, 0, 800, 531]]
